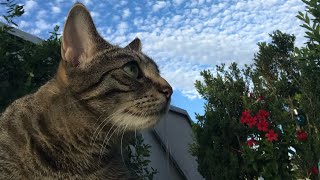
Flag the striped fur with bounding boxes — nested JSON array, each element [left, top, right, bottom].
[[0, 3, 172, 180]]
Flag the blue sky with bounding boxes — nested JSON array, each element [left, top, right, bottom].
[[0, 0, 306, 121]]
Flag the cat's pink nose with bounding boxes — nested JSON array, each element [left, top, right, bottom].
[[161, 85, 173, 99]]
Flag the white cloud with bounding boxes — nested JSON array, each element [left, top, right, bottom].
[[18, 20, 30, 28], [135, 6, 142, 14], [52, 6, 61, 14], [152, 1, 168, 12], [123, 8, 131, 19], [81, 0, 92, 6], [171, 15, 182, 23], [24, 1, 38, 14], [35, 19, 51, 31], [36, 10, 47, 19], [173, 0, 184, 5], [90, 11, 100, 18], [117, 22, 128, 34], [13, 0, 307, 99], [120, 0, 128, 6]]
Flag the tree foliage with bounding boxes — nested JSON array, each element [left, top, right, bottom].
[[0, 0, 60, 112], [125, 134, 158, 180], [191, 63, 248, 179], [191, 0, 320, 179]]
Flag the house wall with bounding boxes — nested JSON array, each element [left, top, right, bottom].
[[142, 130, 184, 180], [142, 106, 204, 180]]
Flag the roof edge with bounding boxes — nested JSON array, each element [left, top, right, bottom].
[[169, 105, 193, 127], [0, 22, 43, 44]]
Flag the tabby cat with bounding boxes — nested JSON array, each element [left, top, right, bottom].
[[0, 3, 172, 180]]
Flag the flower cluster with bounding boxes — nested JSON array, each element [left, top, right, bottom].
[[296, 130, 308, 141], [311, 166, 319, 175], [241, 109, 278, 143], [265, 130, 278, 142], [246, 137, 257, 147]]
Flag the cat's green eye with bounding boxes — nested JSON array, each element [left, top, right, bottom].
[[123, 62, 140, 79]]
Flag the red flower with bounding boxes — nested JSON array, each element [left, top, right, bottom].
[[311, 166, 319, 175], [257, 109, 270, 119], [247, 116, 258, 128], [265, 129, 278, 142], [296, 130, 308, 141], [241, 110, 251, 124], [240, 116, 247, 124], [246, 138, 257, 147], [257, 119, 269, 132]]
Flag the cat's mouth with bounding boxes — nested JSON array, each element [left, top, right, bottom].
[[123, 105, 167, 116], [111, 101, 169, 130]]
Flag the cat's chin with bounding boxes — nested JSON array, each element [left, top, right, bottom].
[[111, 112, 164, 130]]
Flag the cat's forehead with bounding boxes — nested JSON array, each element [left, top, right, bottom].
[[110, 47, 160, 74], [135, 53, 160, 73]]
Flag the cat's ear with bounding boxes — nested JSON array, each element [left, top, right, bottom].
[[125, 38, 142, 52], [61, 3, 101, 67]]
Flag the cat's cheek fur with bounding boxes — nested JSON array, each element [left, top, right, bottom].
[[112, 113, 159, 130]]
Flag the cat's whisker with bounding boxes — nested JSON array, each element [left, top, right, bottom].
[[134, 128, 137, 148], [89, 113, 105, 145], [95, 116, 117, 151], [90, 102, 138, 154], [120, 123, 128, 164], [90, 103, 132, 149], [90, 111, 117, 149], [99, 123, 122, 161]]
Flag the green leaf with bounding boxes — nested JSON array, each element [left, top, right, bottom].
[[301, 24, 313, 31], [305, 14, 310, 24]]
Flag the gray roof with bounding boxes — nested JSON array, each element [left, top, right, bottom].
[[0, 22, 43, 44]]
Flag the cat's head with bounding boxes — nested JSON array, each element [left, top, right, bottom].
[[57, 3, 172, 130]]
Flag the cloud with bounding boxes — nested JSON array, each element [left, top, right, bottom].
[[52, 6, 61, 14], [173, 0, 184, 6], [90, 11, 100, 18], [81, 0, 92, 6], [117, 22, 128, 34], [36, 10, 47, 19], [24, 1, 38, 15], [13, 0, 307, 99], [122, 8, 131, 19], [18, 20, 30, 28], [152, 1, 168, 12]]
